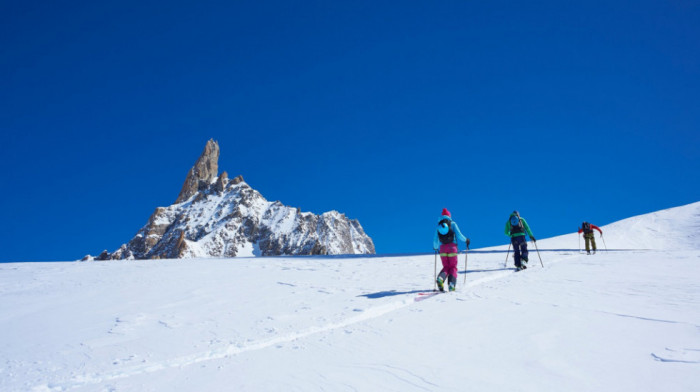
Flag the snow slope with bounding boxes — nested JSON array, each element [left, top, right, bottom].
[[1, 202, 699, 391], [490, 201, 700, 252]]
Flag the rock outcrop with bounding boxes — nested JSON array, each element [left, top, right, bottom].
[[175, 139, 219, 203]]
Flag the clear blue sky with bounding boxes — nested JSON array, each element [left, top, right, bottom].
[[1, 1, 698, 262]]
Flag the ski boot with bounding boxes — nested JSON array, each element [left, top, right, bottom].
[[449, 283, 456, 292], [436, 276, 445, 292]]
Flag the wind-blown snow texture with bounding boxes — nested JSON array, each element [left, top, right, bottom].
[[2, 202, 699, 391]]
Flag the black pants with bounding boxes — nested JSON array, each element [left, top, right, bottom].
[[511, 235, 529, 268]]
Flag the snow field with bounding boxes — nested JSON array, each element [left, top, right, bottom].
[[0, 248, 698, 391], [1, 202, 699, 391]]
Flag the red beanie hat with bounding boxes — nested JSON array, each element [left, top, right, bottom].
[[442, 208, 451, 217]]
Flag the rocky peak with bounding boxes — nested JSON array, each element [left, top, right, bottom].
[[93, 140, 375, 260], [175, 139, 220, 203]]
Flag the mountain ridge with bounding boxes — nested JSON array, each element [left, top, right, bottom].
[[87, 140, 375, 260]]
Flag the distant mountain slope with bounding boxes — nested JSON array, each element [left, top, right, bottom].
[[90, 140, 375, 260], [539, 201, 700, 250]]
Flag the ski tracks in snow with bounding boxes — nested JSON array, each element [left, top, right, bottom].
[[34, 251, 579, 391], [34, 299, 418, 391], [651, 348, 700, 364]]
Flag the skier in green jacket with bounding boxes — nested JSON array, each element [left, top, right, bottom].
[[505, 210, 536, 270]]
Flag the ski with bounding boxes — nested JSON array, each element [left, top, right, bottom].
[[415, 291, 441, 301]]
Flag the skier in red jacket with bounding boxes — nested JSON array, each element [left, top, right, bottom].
[[578, 222, 602, 254]]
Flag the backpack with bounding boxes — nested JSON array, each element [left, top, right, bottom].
[[437, 218, 455, 244], [582, 222, 592, 234], [509, 215, 524, 234]]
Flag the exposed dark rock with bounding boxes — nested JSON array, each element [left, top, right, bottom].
[[214, 171, 228, 193], [175, 139, 220, 203]]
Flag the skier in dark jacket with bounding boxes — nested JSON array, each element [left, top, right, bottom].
[[505, 210, 535, 270], [433, 208, 470, 292], [578, 222, 602, 254]]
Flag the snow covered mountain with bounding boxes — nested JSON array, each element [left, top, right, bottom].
[[91, 139, 375, 260]]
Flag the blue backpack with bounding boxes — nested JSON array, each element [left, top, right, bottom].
[[510, 215, 524, 234], [510, 215, 521, 227], [438, 219, 455, 244]]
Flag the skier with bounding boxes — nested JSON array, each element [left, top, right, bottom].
[[505, 210, 536, 270], [578, 221, 602, 254], [433, 208, 470, 292]]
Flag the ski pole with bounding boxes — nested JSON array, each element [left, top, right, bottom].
[[463, 246, 468, 285], [578, 232, 581, 254], [601, 234, 608, 252], [434, 250, 438, 291], [504, 242, 511, 269], [533, 240, 544, 267]]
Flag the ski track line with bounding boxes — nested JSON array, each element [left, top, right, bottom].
[[35, 299, 416, 391], [36, 251, 580, 391]]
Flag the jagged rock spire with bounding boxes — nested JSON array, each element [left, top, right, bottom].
[[93, 139, 376, 260], [175, 139, 220, 203]]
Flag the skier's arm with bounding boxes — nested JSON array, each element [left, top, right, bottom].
[[505, 221, 511, 237], [433, 230, 440, 250], [592, 225, 603, 235], [522, 218, 535, 239], [452, 222, 468, 244], [577, 228, 583, 234]]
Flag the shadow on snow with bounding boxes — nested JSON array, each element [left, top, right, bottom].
[[359, 267, 517, 299], [358, 290, 428, 299]]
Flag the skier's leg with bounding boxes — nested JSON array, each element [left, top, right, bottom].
[[520, 237, 529, 263], [447, 256, 458, 290], [437, 257, 448, 290], [512, 237, 522, 268], [585, 235, 591, 252], [448, 274, 457, 291], [436, 267, 446, 291], [438, 243, 456, 291]]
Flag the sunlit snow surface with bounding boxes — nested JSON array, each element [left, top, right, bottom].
[[1, 203, 699, 391]]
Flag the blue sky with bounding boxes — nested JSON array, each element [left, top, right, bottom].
[[1, 1, 698, 262]]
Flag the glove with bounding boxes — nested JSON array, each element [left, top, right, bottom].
[[531, 236, 536, 242], [466, 238, 471, 249]]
